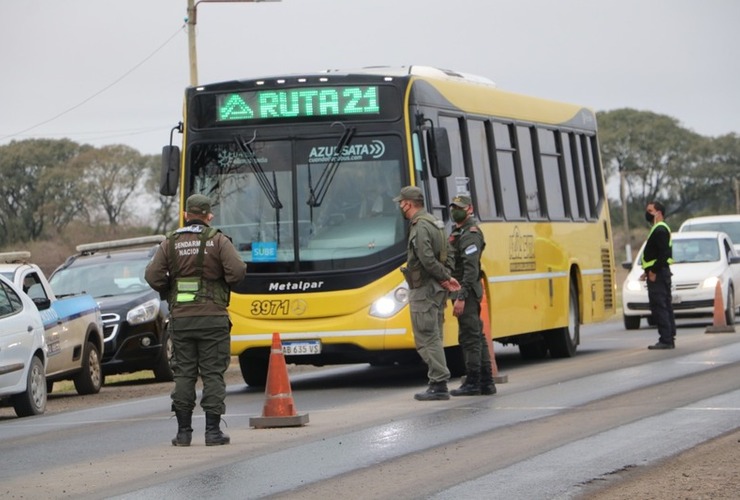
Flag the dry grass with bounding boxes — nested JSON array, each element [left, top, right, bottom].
[[50, 371, 156, 394]]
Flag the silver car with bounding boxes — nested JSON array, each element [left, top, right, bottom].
[[622, 231, 740, 330]]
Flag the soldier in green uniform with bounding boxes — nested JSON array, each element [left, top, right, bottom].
[[447, 195, 496, 396], [394, 186, 461, 401], [145, 194, 247, 446]]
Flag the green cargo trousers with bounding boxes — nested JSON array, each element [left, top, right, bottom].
[[170, 315, 231, 415], [456, 295, 492, 382], [409, 280, 450, 384]]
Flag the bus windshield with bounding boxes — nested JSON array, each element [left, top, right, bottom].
[[188, 134, 405, 272]]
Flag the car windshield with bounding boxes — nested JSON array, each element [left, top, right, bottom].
[[50, 257, 151, 298], [671, 238, 720, 263]]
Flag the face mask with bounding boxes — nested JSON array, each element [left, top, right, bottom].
[[399, 202, 408, 218], [645, 211, 654, 224], [451, 208, 468, 223]]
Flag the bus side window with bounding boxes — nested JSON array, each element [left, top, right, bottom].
[[516, 126, 542, 220], [468, 119, 498, 220], [493, 122, 522, 220], [538, 128, 566, 220], [569, 133, 590, 219]]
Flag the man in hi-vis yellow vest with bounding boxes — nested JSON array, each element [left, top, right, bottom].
[[641, 201, 676, 350]]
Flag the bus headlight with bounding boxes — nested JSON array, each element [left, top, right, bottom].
[[127, 298, 160, 325], [370, 283, 409, 318]]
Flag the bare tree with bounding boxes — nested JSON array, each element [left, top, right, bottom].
[[75, 145, 144, 226]]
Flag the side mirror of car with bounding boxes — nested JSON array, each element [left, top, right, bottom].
[[621, 261, 634, 270], [32, 297, 51, 311], [729, 256, 740, 265]]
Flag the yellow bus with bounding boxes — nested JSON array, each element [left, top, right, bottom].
[[160, 66, 616, 386]]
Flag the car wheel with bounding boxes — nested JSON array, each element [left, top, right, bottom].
[[239, 353, 268, 388], [153, 328, 174, 382], [73, 341, 103, 395], [12, 356, 47, 417], [624, 315, 641, 330], [725, 287, 735, 326]]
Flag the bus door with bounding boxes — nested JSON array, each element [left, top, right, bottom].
[[412, 112, 461, 224], [437, 115, 470, 205]]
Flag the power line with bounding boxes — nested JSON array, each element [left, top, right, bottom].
[[0, 25, 186, 142]]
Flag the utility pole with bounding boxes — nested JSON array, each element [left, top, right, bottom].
[[187, 0, 198, 87], [620, 165, 632, 262], [186, 0, 281, 87]]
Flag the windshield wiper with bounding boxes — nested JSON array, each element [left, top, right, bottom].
[[307, 123, 356, 208], [234, 134, 282, 209]]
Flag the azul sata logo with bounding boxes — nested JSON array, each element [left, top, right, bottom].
[[308, 140, 385, 162]]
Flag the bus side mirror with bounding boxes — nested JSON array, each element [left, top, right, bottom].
[[160, 146, 180, 196], [427, 128, 452, 178]]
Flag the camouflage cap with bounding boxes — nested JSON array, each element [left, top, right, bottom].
[[185, 194, 212, 215], [393, 186, 424, 203], [450, 195, 472, 209]]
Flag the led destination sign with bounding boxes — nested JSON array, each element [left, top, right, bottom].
[[216, 86, 380, 122]]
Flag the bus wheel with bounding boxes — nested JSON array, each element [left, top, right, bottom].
[[238, 353, 268, 388], [546, 281, 579, 358], [624, 315, 641, 330]]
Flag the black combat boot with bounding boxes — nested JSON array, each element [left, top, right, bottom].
[[450, 374, 481, 396], [480, 359, 497, 396], [480, 379, 497, 396], [205, 413, 230, 446], [414, 381, 450, 401], [171, 410, 193, 447]]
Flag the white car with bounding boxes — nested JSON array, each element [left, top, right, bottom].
[[679, 215, 740, 253], [622, 231, 740, 330], [0, 274, 47, 417]]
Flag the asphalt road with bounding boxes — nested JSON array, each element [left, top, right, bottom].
[[1, 317, 739, 499]]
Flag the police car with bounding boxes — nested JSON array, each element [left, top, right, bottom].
[[49, 236, 173, 382]]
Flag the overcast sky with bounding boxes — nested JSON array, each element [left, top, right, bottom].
[[1, 0, 738, 156]]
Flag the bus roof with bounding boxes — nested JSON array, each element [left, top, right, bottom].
[[193, 65, 595, 131]]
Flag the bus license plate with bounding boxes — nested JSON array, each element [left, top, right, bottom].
[[282, 340, 321, 355]]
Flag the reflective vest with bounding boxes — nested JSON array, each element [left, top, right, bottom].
[[166, 225, 230, 307], [641, 221, 674, 269]]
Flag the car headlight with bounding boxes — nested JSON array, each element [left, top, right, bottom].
[[127, 298, 160, 325], [625, 279, 643, 292], [369, 283, 409, 318], [701, 276, 720, 289]]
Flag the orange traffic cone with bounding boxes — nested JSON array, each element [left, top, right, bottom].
[[249, 332, 309, 428], [480, 279, 507, 384], [705, 282, 736, 334]]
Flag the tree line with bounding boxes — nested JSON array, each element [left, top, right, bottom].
[[0, 139, 177, 247], [598, 109, 740, 254], [1, 108, 738, 250]]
